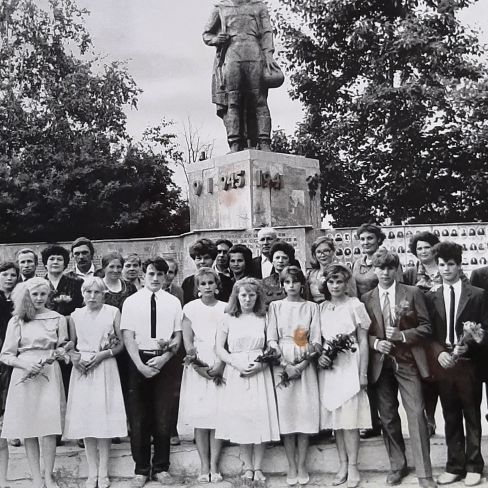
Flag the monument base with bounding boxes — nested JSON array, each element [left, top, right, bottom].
[[187, 149, 321, 231]]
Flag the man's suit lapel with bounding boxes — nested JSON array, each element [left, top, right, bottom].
[[395, 283, 407, 307], [431, 287, 447, 340], [369, 287, 384, 336], [456, 282, 471, 321], [455, 282, 472, 336]]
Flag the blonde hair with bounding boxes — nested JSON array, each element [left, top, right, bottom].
[[225, 277, 267, 317], [82, 276, 108, 294], [12, 277, 51, 322]]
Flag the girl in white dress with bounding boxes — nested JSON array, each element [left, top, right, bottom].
[[215, 278, 280, 482], [64, 277, 127, 488], [178, 268, 227, 483], [318, 264, 370, 488], [267, 266, 321, 486], [0, 278, 68, 488]]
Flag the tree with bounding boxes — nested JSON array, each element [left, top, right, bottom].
[[274, 0, 488, 226], [0, 0, 188, 242]]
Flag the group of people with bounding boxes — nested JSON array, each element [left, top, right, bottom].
[[0, 226, 487, 488]]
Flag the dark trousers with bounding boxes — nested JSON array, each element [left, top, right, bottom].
[[169, 347, 185, 438], [127, 354, 179, 476], [366, 385, 382, 432], [437, 360, 483, 475], [373, 359, 432, 479], [422, 379, 439, 428]]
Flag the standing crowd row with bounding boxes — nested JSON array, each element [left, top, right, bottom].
[[0, 225, 487, 488]]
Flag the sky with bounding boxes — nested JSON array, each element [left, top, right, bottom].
[[76, 0, 488, 187]]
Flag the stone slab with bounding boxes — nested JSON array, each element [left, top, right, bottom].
[[7, 435, 488, 484], [187, 150, 321, 231]]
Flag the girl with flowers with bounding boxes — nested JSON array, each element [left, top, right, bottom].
[[0, 278, 68, 488], [64, 277, 127, 488], [215, 278, 279, 482], [317, 264, 370, 488], [267, 266, 321, 486], [178, 267, 227, 483]]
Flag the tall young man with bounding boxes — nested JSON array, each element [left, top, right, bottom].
[[362, 250, 435, 488], [427, 242, 487, 487]]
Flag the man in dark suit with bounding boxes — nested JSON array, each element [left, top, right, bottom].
[[362, 250, 435, 488], [427, 242, 487, 487], [469, 264, 488, 292]]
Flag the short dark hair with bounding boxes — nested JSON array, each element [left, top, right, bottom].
[[0, 261, 20, 277], [371, 249, 399, 269], [41, 245, 70, 268], [15, 248, 38, 266], [269, 241, 296, 262], [310, 236, 335, 269], [433, 241, 463, 265], [356, 223, 386, 245], [215, 239, 233, 249], [142, 256, 169, 273], [189, 239, 217, 260], [408, 231, 440, 256], [71, 237, 95, 255], [228, 244, 253, 275], [165, 257, 179, 274], [101, 251, 124, 269], [280, 265, 306, 286]]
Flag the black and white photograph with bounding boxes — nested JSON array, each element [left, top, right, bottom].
[[1, 0, 488, 487]]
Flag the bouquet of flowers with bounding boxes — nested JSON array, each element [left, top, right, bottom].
[[100, 331, 120, 351], [319, 333, 357, 370], [183, 349, 225, 386], [52, 294, 72, 304], [276, 344, 322, 389], [157, 335, 180, 354], [17, 341, 74, 384], [451, 321, 485, 362], [394, 300, 411, 323], [254, 347, 281, 367]]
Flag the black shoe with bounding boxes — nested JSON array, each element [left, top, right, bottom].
[[386, 467, 409, 486], [77, 438, 85, 448], [9, 438, 21, 447], [112, 437, 121, 444], [360, 428, 381, 439], [56, 435, 64, 447]]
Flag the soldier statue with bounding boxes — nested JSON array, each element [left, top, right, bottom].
[[203, 0, 284, 153]]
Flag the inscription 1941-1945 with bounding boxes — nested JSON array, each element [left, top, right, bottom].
[[192, 169, 283, 196]]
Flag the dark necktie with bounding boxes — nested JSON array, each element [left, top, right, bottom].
[[151, 293, 157, 339], [382, 291, 392, 330], [449, 285, 455, 345]]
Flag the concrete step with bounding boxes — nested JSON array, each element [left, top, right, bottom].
[[4, 472, 488, 488], [7, 435, 488, 485]]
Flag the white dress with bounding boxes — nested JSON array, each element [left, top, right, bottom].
[[64, 305, 127, 439], [0, 311, 67, 438], [267, 299, 321, 434], [215, 313, 280, 444], [177, 299, 227, 431], [318, 297, 371, 430]]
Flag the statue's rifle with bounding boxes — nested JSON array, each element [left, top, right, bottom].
[[216, 7, 229, 89]]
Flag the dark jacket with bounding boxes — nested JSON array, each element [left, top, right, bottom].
[[426, 282, 488, 380], [45, 274, 84, 317]]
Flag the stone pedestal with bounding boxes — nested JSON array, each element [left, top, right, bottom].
[[187, 149, 321, 231]]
